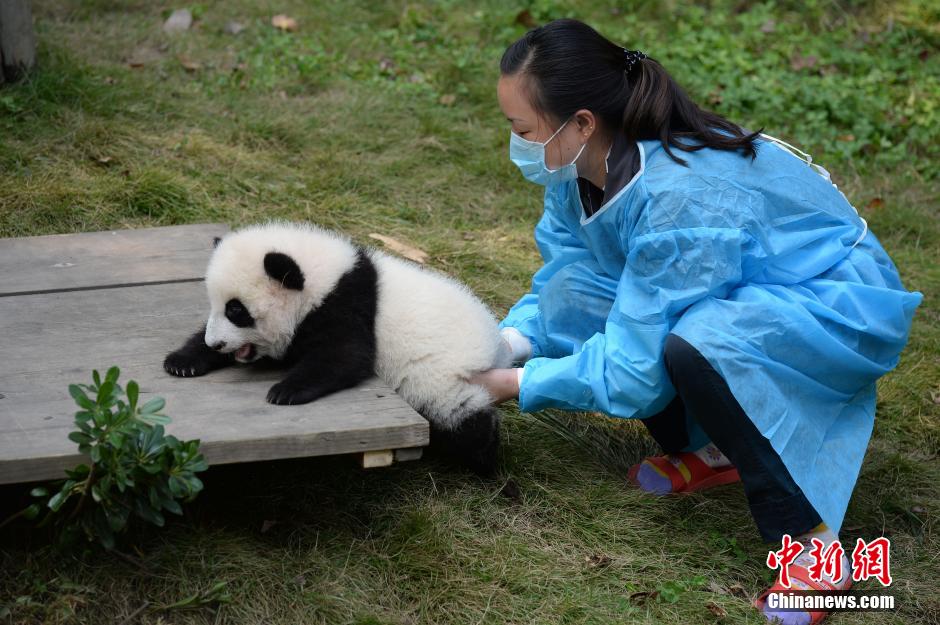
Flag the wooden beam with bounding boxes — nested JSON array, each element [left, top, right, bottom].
[[0, 0, 37, 82]]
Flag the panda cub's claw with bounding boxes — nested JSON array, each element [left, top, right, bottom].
[[266, 381, 323, 406], [163, 350, 217, 378]]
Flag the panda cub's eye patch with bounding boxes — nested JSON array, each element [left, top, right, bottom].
[[225, 298, 255, 328]]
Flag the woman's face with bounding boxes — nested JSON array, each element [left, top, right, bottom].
[[497, 73, 586, 171]]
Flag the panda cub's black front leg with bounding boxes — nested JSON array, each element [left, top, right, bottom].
[[266, 352, 373, 406], [164, 326, 235, 377]]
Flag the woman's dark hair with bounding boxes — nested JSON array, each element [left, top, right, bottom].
[[500, 19, 761, 166]]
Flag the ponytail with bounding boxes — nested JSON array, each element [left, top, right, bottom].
[[501, 19, 762, 167]]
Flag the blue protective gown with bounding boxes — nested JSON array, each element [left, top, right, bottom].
[[498, 136, 924, 534]]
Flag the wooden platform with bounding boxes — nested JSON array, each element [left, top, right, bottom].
[[0, 224, 429, 485]]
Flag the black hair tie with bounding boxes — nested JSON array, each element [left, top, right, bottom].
[[622, 48, 647, 74]]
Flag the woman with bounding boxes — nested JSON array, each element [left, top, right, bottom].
[[472, 18, 923, 625]]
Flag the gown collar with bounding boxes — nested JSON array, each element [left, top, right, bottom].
[[576, 132, 644, 224]]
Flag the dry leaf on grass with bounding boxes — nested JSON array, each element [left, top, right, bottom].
[[628, 590, 659, 605], [515, 9, 537, 28], [368, 234, 429, 264], [271, 14, 298, 32], [705, 600, 728, 617], [178, 55, 201, 72], [126, 46, 163, 68], [584, 553, 611, 568]]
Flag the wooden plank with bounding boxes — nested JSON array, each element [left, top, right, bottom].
[[0, 281, 428, 485], [0, 0, 36, 82], [0, 223, 229, 296]]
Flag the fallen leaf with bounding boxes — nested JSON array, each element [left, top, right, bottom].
[[837, 134, 856, 142], [629, 590, 659, 605], [368, 234, 429, 264], [94, 155, 113, 166], [790, 54, 818, 71], [271, 14, 298, 32], [705, 600, 728, 617], [867, 197, 885, 210], [163, 9, 193, 34], [584, 553, 611, 568], [515, 9, 537, 28], [224, 21, 245, 36], [126, 46, 163, 68], [726, 583, 748, 599], [439, 93, 457, 106], [178, 54, 201, 72]]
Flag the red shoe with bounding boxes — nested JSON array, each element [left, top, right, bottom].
[[753, 561, 853, 624], [627, 451, 741, 493]]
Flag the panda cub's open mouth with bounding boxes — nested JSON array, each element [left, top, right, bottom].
[[233, 343, 256, 363]]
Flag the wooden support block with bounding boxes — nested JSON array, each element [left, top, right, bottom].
[[394, 447, 423, 462], [0, 0, 37, 82], [361, 450, 394, 469]]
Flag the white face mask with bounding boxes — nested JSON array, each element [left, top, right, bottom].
[[509, 117, 588, 186]]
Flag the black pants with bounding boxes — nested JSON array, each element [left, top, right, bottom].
[[641, 333, 823, 542]]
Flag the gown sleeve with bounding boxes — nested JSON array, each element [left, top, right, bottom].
[[497, 183, 592, 360], [516, 201, 757, 419]]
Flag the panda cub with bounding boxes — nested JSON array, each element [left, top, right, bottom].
[[163, 221, 513, 476]]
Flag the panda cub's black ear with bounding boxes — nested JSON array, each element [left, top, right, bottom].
[[264, 252, 305, 291]]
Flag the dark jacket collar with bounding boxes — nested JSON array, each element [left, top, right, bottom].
[[577, 132, 640, 217]]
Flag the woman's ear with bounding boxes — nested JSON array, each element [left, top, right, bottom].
[[573, 109, 598, 140]]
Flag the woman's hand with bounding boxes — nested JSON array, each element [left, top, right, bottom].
[[468, 368, 520, 405]]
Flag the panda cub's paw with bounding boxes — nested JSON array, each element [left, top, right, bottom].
[[163, 349, 218, 378], [266, 381, 323, 406]]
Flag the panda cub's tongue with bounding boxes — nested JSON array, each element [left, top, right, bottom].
[[235, 344, 252, 360]]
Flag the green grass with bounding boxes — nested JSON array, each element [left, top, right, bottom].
[[1, 1, 938, 623]]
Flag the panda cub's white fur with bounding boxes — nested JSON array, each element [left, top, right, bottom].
[[201, 220, 513, 434], [370, 244, 513, 430]]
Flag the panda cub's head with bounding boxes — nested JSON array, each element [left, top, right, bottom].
[[202, 222, 360, 363]]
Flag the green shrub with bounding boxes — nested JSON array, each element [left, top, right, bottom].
[[14, 367, 208, 550]]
